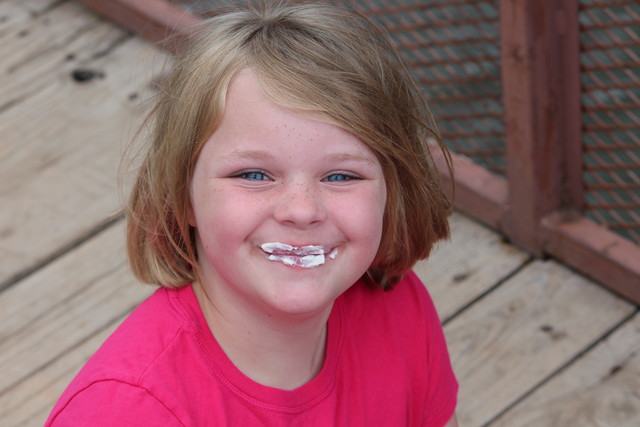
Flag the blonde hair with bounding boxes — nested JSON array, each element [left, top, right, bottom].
[[126, 1, 452, 290]]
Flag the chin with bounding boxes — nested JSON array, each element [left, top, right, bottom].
[[262, 284, 340, 317]]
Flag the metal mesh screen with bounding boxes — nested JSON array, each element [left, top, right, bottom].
[[172, 0, 506, 175], [342, 0, 505, 175], [579, 0, 640, 244]]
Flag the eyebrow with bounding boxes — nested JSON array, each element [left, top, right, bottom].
[[218, 150, 275, 163], [218, 150, 376, 165], [324, 152, 376, 164]]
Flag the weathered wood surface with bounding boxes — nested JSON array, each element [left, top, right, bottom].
[[0, 0, 168, 289], [0, 224, 152, 395], [493, 311, 640, 426], [446, 260, 635, 426], [0, 223, 153, 426], [414, 212, 530, 322], [1, 1, 639, 426], [0, 323, 122, 426]]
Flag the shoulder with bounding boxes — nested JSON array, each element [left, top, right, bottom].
[[45, 380, 184, 426], [46, 286, 200, 425], [78, 287, 193, 379]]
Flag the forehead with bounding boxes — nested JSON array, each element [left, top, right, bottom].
[[223, 69, 325, 124], [199, 69, 380, 165]]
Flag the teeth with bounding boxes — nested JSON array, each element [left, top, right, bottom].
[[267, 253, 325, 268], [260, 242, 337, 268], [261, 242, 295, 253], [260, 242, 328, 256]]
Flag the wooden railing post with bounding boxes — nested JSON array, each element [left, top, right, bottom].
[[500, 0, 582, 255], [76, 0, 200, 53]]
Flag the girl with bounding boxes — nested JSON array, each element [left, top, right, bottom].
[[47, 2, 458, 425]]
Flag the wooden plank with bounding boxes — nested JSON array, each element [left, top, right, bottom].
[[500, 0, 582, 254], [492, 312, 640, 426], [445, 259, 635, 426], [0, 316, 125, 427], [414, 212, 529, 322], [0, 222, 153, 397], [0, 0, 170, 288], [0, 0, 62, 29], [1, 0, 121, 111]]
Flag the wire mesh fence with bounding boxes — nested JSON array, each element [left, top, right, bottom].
[[579, 0, 640, 244], [341, 0, 506, 175]]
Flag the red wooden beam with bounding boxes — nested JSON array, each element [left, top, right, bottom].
[[433, 149, 508, 232], [76, 0, 200, 53], [500, 0, 582, 255], [542, 212, 640, 304]]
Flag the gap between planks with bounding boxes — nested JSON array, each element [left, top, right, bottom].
[[486, 309, 640, 427], [491, 309, 640, 426]]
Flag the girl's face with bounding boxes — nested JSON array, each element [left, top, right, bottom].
[[189, 69, 386, 319]]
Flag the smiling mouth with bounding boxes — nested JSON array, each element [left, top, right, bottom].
[[260, 242, 338, 268]]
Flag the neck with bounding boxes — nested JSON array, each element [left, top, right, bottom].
[[192, 282, 331, 390]]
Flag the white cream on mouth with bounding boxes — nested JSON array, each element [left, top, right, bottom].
[[260, 242, 338, 268]]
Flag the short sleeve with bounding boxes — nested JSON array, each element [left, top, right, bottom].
[[46, 380, 184, 427]]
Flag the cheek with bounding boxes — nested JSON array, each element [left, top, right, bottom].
[[341, 187, 386, 244], [191, 186, 266, 243]]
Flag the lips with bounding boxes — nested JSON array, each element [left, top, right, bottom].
[[260, 242, 338, 268]]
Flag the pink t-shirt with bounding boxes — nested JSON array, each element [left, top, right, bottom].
[[46, 271, 457, 426]]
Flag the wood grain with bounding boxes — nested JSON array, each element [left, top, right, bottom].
[[0, 314, 126, 426], [444, 260, 635, 426], [0, 0, 169, 288], [414, 212, 530, 322], [492, 311, 640, 426], [0, 223, 153, 397]]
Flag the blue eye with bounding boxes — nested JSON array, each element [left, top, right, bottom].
[[324, 173, 360, 182], [235, 171, 270, 181]]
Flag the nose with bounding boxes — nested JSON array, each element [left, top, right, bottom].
[[274, 180, 327, 228]]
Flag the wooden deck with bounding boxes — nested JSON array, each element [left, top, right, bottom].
[[1, 1, 638, 425]]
